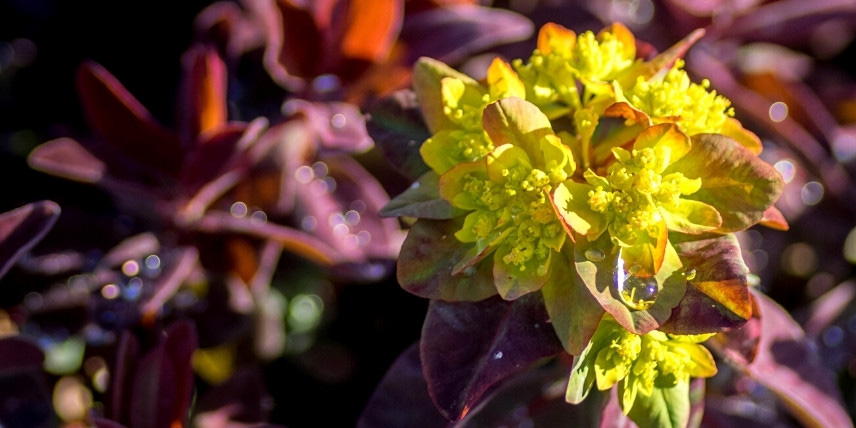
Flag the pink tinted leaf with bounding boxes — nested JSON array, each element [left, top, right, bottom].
[[28, 137, 107, 183], [420, 293, 562, 420], [397, 218, 497, 301], [720, 291, 854, 428], [356, 342, 448, 428], [400, 5, 533, 66], [759, 205, 789, 231], [284, 100, 373, 153], [98, 233, 160, 269], [140, 248, 199, 325], [179, 123, 247, 193], [0, 201, 60, 279], [76, 61, 183, 175]]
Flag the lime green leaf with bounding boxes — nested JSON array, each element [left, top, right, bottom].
[[420, 129, 489, 174], [633, 123, 691, 164], [493, 243, 551, 300], [541, 248, 605, 355], [552, 181, 606, 238], [486, 57, 526, 100], [625, 380, 690, 428], [664, 133, 784, 233], [482, 97, 554, 165], [663, 199, 722, 234], [380, 171, 461, 219], [397, 219, 497, 301], [618, 219, 668, 278], [566, 341, 597, 404], [413, 57, 480, 133], [437, 161, 487, 210], [485, 144, 532, 183]]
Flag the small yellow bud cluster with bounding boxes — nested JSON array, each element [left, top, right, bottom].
[[627, 60, 734, 135]]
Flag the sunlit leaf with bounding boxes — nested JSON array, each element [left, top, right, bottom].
[[482, 97, 553, 166], [541, 248, 605, 355], [624, 379, 689, 428], [420, 293, 562, 420], [397, 219, 497, 301], [180, 44, 227, 141], [340, 0, 402, 63], [660, 233, 753, 334], [664, 133, 784, 233], [412, 57, 479, 134]]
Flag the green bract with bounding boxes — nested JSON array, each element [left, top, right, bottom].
[[384, 21, 787, 428]]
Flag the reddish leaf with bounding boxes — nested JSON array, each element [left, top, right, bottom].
[[108, 330, 140, 423], [420, 293, 562, 420], [179, 123, 247, 193], [356, 342, 448, 428], [28, 137, 107, 183], [140, 248, 199, 325], [180, 44, 228, 142], [76, 61, 183, 175], [0, 201, 60, 280], [396, 218, 497, 301], [660, 233, 753, 335], [340, 0, 402, 63], [719, 291, 854, 428], [759, 205, 789, 231]]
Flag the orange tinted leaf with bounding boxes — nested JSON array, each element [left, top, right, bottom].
[[181, 45, 227, 140], [341, 0, 403, 62]]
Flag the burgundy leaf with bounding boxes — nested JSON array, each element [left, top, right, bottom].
[[108, 330, 140, 423], [396, 218, 497, 302], [93, 418, 128, 428], [420, 293, 563, 420], [357, 342, 449, 428], [195, 367, 274, 424], [140, 248, 199, 325], [365, 89, 431, 181], [0, 201, 60, 280], [129, 320, 198, 428], [179, 123, 247, 193], [0, 336, 44, 373], [717, 290, 853, 428], [76, 61, 183, 175], [28, 137, 107, 183], [400, 5, 533, 66]]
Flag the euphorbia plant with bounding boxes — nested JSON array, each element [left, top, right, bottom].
[[367, 22, 850, 427]]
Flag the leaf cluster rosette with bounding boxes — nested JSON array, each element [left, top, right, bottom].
[[377, 22, 789, 426]]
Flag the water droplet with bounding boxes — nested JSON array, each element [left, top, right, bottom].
[[101, 284, 120, 300], [584, 248, 605, 262], [823, 326, 844, 348], [800, 181, 824, 206], [357, 230, 371, 246], [614, 255, 659, 310], [493, 351, 503, 359], [301, 216, 318, 231], [250, 210, 268, 224], [330, 113, 346, 129], [121, 260, 139, 277], [312, 162, 328, 178], [344, 210, 360, 226], [684, 268, 696, 281], [230, 201, 248, 218], [295, 165, 314, 184], [144, 255, 161, 270], [123, 278, 143, 301]]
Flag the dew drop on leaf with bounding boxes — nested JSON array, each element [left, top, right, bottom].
[[614, 254, 659, 310], [684, 268, 696, 281], [584, 248, 605, 262]]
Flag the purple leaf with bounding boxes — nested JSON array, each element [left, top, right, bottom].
[[0, 336, 44, 373], [365, 89, 431, 181], [0, 201, 60, 280], [129, 320, 198, 428], [357, 342, 449, 428], [179, 124, 247, 194], [420, 293, 563, 420], [396, 219, 497, 301], [28, 137, 107, 183], [108, 330, 140, 423], [715, 290, 853, 428], [400, 5, 533, 66]]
